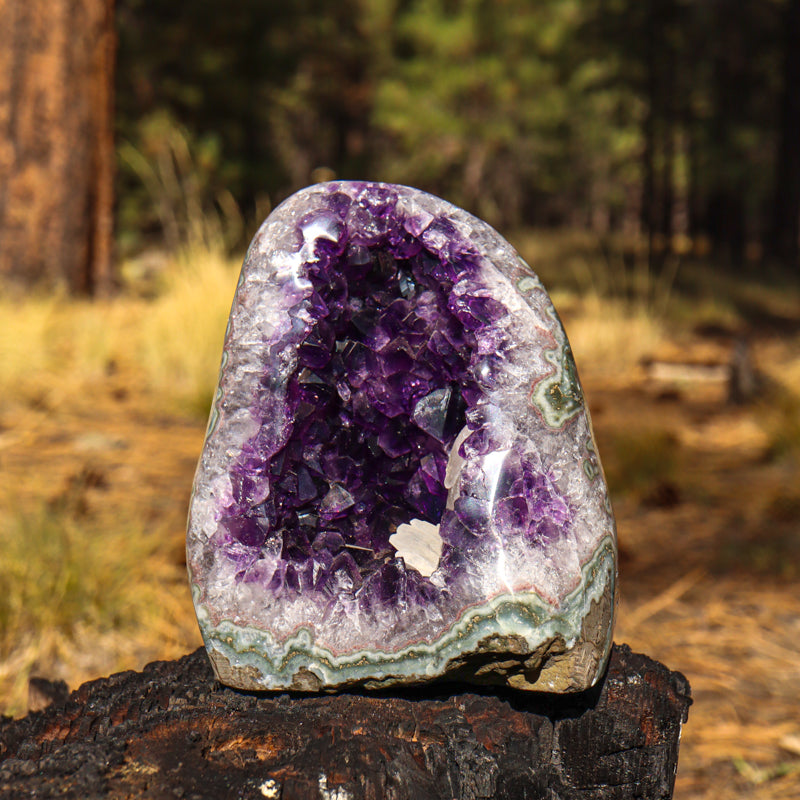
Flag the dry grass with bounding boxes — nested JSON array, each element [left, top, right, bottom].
[[587, 327, 800, 800], [0, 246, 239, 418], [136, 246, 240, 415], [1, 236, 799, 799], [616, 592, 800, 795], [0, 506, 198, 718], [0, 247, 237, 715], [556, 294, 666, 381], [617, 575, 800, 800]]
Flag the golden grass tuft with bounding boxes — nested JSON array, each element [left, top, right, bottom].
[[135, 246, 240, 415], [0, 245, 236, 716], [0, 503, 200, 716], [556, 294, 665, 381], [0, 247, 240, 419]]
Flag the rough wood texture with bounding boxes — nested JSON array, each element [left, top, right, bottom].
[[0, 644, 690, 800], [0, 0, 115, 294]]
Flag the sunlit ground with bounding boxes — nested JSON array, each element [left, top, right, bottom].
[[1, 234, 798, 799]]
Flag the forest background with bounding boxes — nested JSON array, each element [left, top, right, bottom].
[[116, 0, 800, 274], [1, 1, 799, 799]]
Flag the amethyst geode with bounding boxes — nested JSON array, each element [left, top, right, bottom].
[[187, 182, 616, 693]]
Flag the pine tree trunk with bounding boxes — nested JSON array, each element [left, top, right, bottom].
[[0, 0, 115, 295]]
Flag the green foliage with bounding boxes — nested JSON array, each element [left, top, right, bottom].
[[118, 111, 242, 255], [372, 0, 579, 225], [114, 0, 798, 270]]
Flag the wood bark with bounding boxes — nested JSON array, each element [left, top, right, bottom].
[[0, 644, 691, 800], [0, 0, 115, 295]]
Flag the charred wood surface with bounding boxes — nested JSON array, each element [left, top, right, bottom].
[[0, 644, 690, 800]]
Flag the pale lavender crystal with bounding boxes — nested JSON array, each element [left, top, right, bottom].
[[187, 181, 617, 693]]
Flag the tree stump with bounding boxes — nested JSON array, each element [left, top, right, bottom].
[[0, 644, 690, 799]]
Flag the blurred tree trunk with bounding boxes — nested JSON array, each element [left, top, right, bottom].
[[770, 0, 800, 271], [641, 0, 677, 268], [705, 9, 747, 269], [686, 118, 702, 241], [658, 44, 675, 249], [641, 1, 657, 262], [0, 0, 115, 295]]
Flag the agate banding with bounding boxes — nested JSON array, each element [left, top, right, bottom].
[[187, 181, 616, 692]]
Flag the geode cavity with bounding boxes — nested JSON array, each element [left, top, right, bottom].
[[187, 182, 616, 693]]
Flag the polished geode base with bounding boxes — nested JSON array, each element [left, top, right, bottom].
[[187, 181, 617, 693]]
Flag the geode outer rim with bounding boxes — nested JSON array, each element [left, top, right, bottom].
[[187, 180, 617, 693], [195, 536, 614, 693]]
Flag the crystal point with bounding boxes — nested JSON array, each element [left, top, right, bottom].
[[187, 181, 617, 693]]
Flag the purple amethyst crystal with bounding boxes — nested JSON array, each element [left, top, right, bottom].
[[187, 182, 616, 693]]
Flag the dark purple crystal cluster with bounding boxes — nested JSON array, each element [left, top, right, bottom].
[[210, 184, 576, 618], [190, 183, 616, 692]]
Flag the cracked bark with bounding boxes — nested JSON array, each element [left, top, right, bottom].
[[0, 0, 115, 294], [0, 644, 690, 800]]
